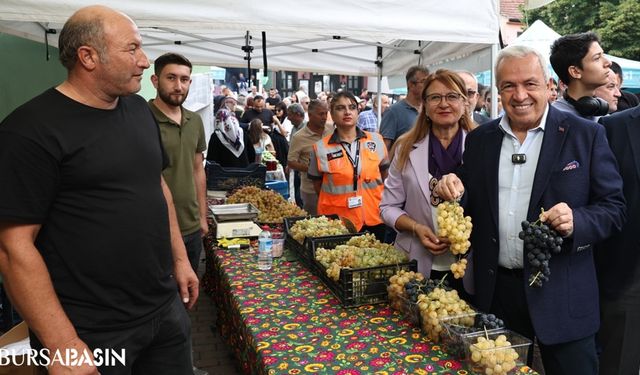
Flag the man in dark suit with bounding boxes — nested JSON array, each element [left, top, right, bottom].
[[436, 45, 626, 375], [597, 108, 640, 374]]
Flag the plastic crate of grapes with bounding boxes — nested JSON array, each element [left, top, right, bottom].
[[308, 234, 418, 308], [283, 214, 343, 269], [205, 161, 266, 191], [462, 329, 532, 374], [440, 312, 506, 359]]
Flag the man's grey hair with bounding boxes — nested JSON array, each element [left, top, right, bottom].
[[58, 14, 107, 70], [495, 45, 550, 86], [371, 94, 388, 108], [287, 103, 305, 116], [308, 99, 327, 113]]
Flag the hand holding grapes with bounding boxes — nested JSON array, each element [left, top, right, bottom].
[[414, 223, 449, 255], [539, 202, 573, 237], [434, 173, 465, 201]]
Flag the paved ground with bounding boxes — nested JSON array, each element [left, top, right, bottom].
[[189, 255, 242, 375]]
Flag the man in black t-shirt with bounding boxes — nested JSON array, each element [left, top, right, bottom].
[[0, 5, 198, 375], [240, 95, 277, 126], [265, 88, 282, 110]]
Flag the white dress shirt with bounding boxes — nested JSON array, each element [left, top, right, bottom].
[[497, 105, 549, 269]]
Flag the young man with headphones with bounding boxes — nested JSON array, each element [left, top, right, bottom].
[[550, 32, 612, 120]]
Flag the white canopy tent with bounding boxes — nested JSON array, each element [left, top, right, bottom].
[[0, 0, 501, 121], [0, 0, 499, 77]]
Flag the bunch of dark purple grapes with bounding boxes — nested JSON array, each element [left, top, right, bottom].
[[474, 313, 505, 330], [404, 279, 424, 303], [519, 220, 563, 288]]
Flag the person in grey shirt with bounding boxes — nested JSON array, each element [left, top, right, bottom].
[[379, 66, 429, 150]]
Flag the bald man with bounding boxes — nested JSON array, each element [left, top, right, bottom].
[[0, 6, 197, 374]]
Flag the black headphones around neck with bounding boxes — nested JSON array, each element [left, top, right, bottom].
[[563, 92, 609, 117]]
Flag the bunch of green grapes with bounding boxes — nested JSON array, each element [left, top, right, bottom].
[[417, 287, 475, 342], [437, 201, 472, 279], [288, 216, 349, 244], [437, 201, 472, 255], [468, 335, 519, 375], [315, 234, 409, 281], [227, 186, 307, 223], [450, 258, 468, 279]]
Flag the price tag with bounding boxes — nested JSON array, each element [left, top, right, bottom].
[[347, 196, 363, 208]]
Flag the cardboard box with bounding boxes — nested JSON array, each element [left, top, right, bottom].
[[0, 322, 45, 375]]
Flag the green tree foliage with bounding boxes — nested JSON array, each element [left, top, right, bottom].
[[524, 0, 640, 60], [598, 0, 640, 60]]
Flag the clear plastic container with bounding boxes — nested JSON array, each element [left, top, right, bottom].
[[271, 231, 285, 258], [257, 227, 273, 270], [462, 329, 532, 374]]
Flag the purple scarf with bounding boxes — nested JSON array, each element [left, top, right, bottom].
[[428, 128, 463, 179]]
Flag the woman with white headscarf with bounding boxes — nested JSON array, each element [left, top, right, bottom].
[[206, 107, 255, 168]]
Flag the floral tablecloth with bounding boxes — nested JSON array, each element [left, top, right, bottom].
[[202, 232, 537, 375]]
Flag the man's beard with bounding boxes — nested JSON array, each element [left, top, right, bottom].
[[159, 88, 188, 107]]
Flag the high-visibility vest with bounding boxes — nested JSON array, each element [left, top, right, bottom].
[[313, 131, 387, 230]]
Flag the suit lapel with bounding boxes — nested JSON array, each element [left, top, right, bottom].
[[484, 126, 504, 231], [625, 110, 640, 183], [409, 136, 431, 203], [529, 108, 567, 219]]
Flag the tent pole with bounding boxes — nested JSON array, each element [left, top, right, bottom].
[[491, 43, 499, 119], [376, 46, 383, 127], [243, 31, 252, 88], [490, 0, 501, 119], [262, 31, 268, 92]]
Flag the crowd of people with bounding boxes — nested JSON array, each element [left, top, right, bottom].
[[0, 4, 639, 375]]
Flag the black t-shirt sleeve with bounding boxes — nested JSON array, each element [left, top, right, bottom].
[[0, 132, 59, 223], [147, 106, 170, 170]]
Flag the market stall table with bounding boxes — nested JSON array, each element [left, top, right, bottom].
[[203, 234, 538, 375]]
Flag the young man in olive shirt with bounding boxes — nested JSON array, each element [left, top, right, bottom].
[[149, 53, 208, 273]]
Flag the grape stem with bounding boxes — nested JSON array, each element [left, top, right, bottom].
[[533, 207, 546, 226], [529, 271, 541, 287], [437, 273, 448, 288]]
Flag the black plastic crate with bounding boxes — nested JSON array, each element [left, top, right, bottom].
[[308, 234, 418, 307], [205, 161, 266, 191], [283, 214, 341, 268]]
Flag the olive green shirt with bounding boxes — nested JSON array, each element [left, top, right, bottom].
[[149, 99, 206, 235]]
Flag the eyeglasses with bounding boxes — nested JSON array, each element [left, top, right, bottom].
[[334, 104, 358, 112], [425, 92, 463, 105]]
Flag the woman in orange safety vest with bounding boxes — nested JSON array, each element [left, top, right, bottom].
[[308, 91, 389, 241]]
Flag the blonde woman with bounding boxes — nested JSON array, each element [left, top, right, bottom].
[[380, 69, 476, 295]]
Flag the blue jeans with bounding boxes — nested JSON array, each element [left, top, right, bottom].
[[183, 230, 204, 272]]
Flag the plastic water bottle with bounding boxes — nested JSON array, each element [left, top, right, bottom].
[[257, 227, 273, 270]]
